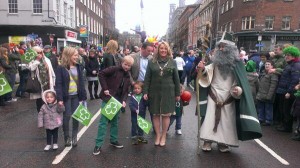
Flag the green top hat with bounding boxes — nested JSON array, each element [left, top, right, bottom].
[[219, 31, 235, 46]]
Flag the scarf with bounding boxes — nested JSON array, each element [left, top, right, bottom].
[[38, 58, 50, 90]]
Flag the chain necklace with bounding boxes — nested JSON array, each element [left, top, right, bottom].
[[156, 59, 169, 76]]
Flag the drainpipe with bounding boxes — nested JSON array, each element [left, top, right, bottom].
[[48, 0, 57, 24]]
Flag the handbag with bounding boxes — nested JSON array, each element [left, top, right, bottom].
[[25, 71, 41, 93]]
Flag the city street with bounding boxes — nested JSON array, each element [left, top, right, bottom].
[[0, 87, 300, 168]]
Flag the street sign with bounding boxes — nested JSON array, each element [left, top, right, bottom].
[[255, 43, 264, 47]]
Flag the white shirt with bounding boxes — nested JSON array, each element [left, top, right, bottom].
[[174, 57, 186, 71]]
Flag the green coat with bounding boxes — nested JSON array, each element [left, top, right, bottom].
[[143, 58, 180, 114]]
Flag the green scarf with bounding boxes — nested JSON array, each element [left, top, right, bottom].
[[38, 58, 50, 90]]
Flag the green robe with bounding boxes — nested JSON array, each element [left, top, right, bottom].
[[143, 58, 180, 114], [198, 61, 262, 141]]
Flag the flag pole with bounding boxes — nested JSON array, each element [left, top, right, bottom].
[[196, 67, 202, 154]]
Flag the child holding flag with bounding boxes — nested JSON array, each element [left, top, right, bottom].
[[93, 55, 134, 155], [129, 81, 148, 145], [38, 90, 65, 151]]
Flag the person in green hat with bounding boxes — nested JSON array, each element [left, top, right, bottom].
[[275, 46, 300, 133], [245, 60, 259, 105]]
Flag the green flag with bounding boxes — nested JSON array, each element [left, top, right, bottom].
[[72, 104, 92, 126], [21, 49, 37, 63], [0, 73, 12, 96], [101, 97, 122, 120], [137, 115, 152, 134]]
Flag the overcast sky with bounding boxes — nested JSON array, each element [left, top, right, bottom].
[[115, 0, 196, 38]]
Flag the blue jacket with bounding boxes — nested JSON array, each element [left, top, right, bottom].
[[55, 64, 87, 102], [276, 60, 300, 95], [129, 94, 147, 114], [183, 55, 195, 71]]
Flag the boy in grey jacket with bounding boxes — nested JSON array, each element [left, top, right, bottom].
[[256, 60, 278, 126]]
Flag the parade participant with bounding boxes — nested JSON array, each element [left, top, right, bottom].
[[196, 32, 262, 152], [129, 81, 148, 145], [28, 46, 56, 112], [182, 50, 195, 86], [143, 42, 181, 147], [256, 60, 278, 126], [101, 40, 122, 70], [291, 82, 300, 141], [55, 47, 87, 147], [85, 49, 100, 100], [93, 55, 134, 155], [130, 42, 154, 83], [168, 84, 189, 135], [43, 45, 58, 70], [275, 46, 300, 133], [38, 90, 65, 151]]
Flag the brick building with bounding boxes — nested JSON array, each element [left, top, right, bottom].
[[216, 0, 300, 51]]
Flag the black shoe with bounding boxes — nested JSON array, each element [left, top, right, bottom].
[[262, 123, 271, 126], [94, 94, 100, 99], [110, 141, 124, 148], [276, 126, 292, 133], [72, 137, 77, 147], [138, 137, 148, 144], [65, 137, 71, 147], [131, 137, 139, 145], [93, 146, 101, 155], [90, 96, 95, 100]]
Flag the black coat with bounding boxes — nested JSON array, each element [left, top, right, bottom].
[[85, 56, 100, 77]]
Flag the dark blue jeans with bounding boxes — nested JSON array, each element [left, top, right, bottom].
[[16, 70, 29, 97], [169, 114, 182, 130], [5, 73, 16, 100], [63, 95, 79, 140], [257, 100, 273, 124], [131, 109, 146, 137]]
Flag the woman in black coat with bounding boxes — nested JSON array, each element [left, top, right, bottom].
[[85, 49, 100, 100]]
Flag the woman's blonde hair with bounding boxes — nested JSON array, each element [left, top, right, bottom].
[[61, 47, 78, 68], [0, 47, 8, 64], [152, 41, 173, 62], [105, 40, 118, 55]]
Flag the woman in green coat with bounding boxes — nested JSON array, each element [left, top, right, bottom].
[[143, 42, 180, 147]]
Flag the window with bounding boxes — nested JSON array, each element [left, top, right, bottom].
[[64, 3, 67, 24], [230, 0, 234, 8], [33, 0, 42, 14], [242, 16, 255, 30], [76, 8, 79, 26], [56, 0, 60, 22], [8, 0, 18, 14], [221, 3, 224, 14], [225, 1, 229, 11], [265, 16, 274, 30], [70, 6, 74, 27], [80, 11, 83, 25], [282, 16, 291, 30]]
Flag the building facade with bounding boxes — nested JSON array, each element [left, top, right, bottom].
[[216, 0, 300, 52], [0, 0, 80, 51], [103, 0, 116, 45]]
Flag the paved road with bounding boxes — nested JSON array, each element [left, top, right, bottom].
[[0, 87, 300, 168]]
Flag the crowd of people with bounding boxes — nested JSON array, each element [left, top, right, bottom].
[[0, 35, 299, 156]]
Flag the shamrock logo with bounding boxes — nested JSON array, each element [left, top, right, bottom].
[[78, 108, 91, 121], [138, 117, 149, 129], [24, 50, 37, 61], [105, 102, 119, 115], [0, 78, 7, 92]]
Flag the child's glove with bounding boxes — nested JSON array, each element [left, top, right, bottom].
[[183, 101, 189, 106]]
